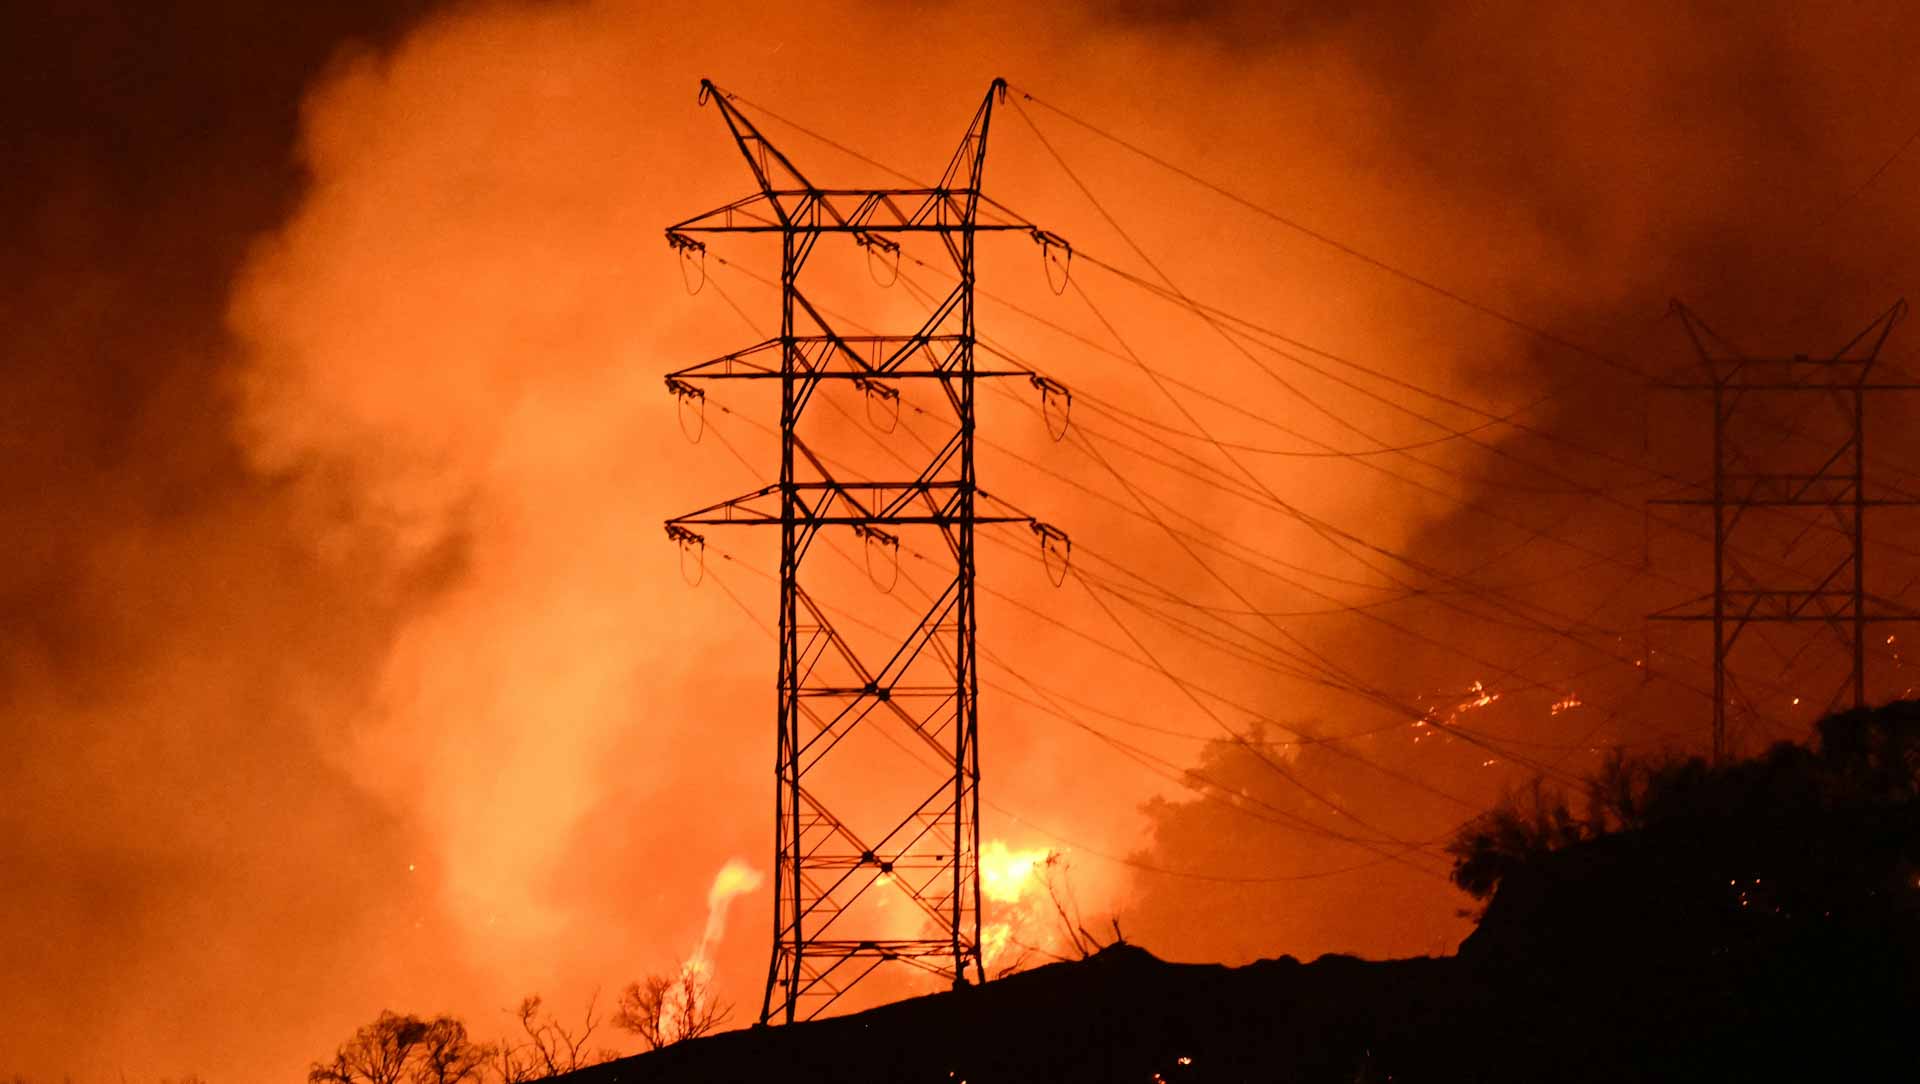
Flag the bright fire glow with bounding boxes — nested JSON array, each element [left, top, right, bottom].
[[693, 858, 763, 967], [976, 840, 1060, 971], [980, 840, 1049, 904], [1463, 680, 1499, 710], [1416, 679, 1503, 742], [652, 859, 764, 1031]]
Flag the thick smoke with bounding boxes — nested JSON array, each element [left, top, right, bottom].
[[6, 2, 1920, 1080]]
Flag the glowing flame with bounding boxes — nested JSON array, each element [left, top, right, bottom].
[[981, 921, 1013, 963], [1415, 679, 1502, 742], [976, 840, 1059, 972], [692, 858, 762, 967], [1463, 680, 1499, 710], [642, 859, 764, 1033], [980, 840, 1048, 904]]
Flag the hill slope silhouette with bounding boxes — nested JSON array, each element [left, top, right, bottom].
[[556, 702, 1920, 1082]]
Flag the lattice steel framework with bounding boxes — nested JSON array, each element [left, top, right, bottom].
[[662, 79, 1048, 1024], [1651, 300, 1920, 762]]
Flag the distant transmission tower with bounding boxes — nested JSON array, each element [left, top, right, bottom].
[[1651, 300, 1920, 762], [662, 79, 1062, 1023]]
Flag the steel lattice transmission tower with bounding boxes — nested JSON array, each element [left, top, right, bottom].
[[1651, 300, 1920, 762], [661, 79, 1059, 1024]]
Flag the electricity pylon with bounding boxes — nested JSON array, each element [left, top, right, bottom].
[[1651, 300, 1920, 762], [662, 79, 1061, 1023]]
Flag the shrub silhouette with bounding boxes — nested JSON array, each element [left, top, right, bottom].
[[1446, 699, 1920, 982]]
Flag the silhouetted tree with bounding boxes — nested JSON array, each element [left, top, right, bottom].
[[1445, 777, 1592, 902], [613, 968, 729, 1051], [308, 1011, 486, 1084], [309, 996, 616, 1084], [989, 851, 1124, 978], [1447, 700, 1920, 906], [1126, 720, 1459, 963], [309, 1011, 429, 1084], [1814, 699, 1920, 804], [414, 1017, 486, 1084], [1039, 852, 1116, 960], [503, 994, 613, 1078], [478, 1037, 539, 1084]]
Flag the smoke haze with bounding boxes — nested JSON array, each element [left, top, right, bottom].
[[6, 2, 1920, 1080]]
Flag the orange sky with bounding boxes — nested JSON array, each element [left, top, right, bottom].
[[7, 2, 1920, 1080]]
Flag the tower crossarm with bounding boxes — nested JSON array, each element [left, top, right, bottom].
[[667, 335, 1035, 382], [1652, 594, 1920, 623], [668, 189, 1034, 235], [666, 481, 1033, 528]]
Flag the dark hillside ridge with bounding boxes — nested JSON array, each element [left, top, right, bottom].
[[557, 846, 1914, 1082], [554, 944, 1454, 1083], [550, 929, 1911, 1082], [562, 706, 1919, 1081]]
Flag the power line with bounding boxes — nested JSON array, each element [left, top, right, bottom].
[[704, 250, 1804, 748], [712, 530, 1451, 860], [1007, 83, 1654, 383], [1001, 91, 1920, 513], [727, 80, 1920, 509], [679, 99, 1848, 750], [705, 253, 1817, 733], [708, 545, 1447, 884], [710, 369, 1743, 800], [687, 384, 1467, 868], [1813, 115, 1920, 230], [691, 312, 1651, 871]]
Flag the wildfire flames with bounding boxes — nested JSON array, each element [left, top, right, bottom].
[[981, 839, 1050, 905], [693, 859, 763, 969], [18, 3, 1920, 1080], [650, 859, 764, 1028], [978, 840, 1068, 970], [1415, 679, 1503, 743]]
